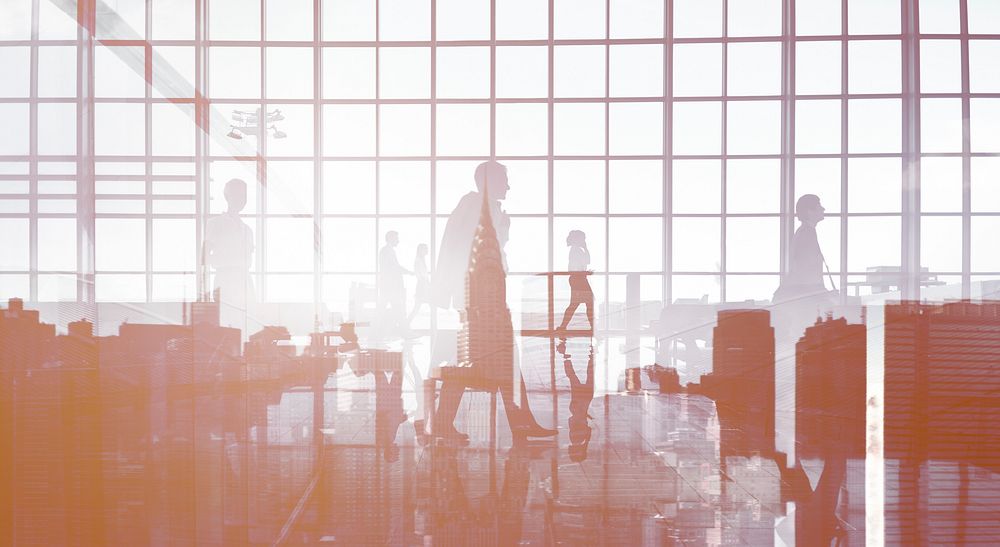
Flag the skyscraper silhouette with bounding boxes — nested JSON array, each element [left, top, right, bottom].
[[884, 301, 1000, 544], [698, 309, 776, 461], [432, 190, 553, 440], [795, 315, 867, 546]]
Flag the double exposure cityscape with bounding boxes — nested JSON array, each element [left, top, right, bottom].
[[1, 0, 999, 545]]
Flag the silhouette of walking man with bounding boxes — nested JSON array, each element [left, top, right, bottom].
[[431, 161, 555, 441]]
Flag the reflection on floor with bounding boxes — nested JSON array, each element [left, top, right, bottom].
[[2, 313, 1000, 545]]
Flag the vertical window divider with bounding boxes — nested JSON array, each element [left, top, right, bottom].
[[901, 0, 921, 300], [840, 0, 850, 298], [780, 0, 796, 284], [258, 0, 268, 302], [29, 0, 40, 302], [314, 0, 323, 322], [78, 0, 97, 305], [429, 0, 438, 336], [145, 6, 153, 302], [960, 0, 972, 298], [720, 0, 729, 302], [664, 0, 672, 305]]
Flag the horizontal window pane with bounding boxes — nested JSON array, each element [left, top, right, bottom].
[[796, 0, 841, 36], [610, 217, 661, 271], [555, 0, 605, 39], [971, 99, 1000, 153], [727, 159, 780, 214], [727, 101, 780, 155], [610, 0, 664, 39], [554, 160, 604, 214], [609, 160, 662, 214], [920, 40, 961, 93], [554, 46, 606, 98], [38, 219, 77, 271], [848, 41, 901, 94], [496, 46, 548, 98], [920, 98, 963, 154], [436, 104, 490, 157], [96, 274, 146, 302], [673, 218, 721, 272], [728, 42, 781, 96], [674, 0, 722, 38], [919, 0, 961, 34], [848, 99, 901, 153], [673, 160, 721, 214], [609, 44, 663, 98], [436, 46, 490, 99], [968, 0, 1000, 34], [795, 100, 841, 154], [847, 0, 900, 35], [379, 161, 431, 213], [323, 47, 376, 99], [496, 103, 548, 156], [972, 217, 1000, 271], [727, 217, 779, 272], [795, 41, 841, 95], [554, 103, 606, 156], [96, 219, 146, 271], [673, 44, 722, 97], [0, 47, 30, 98], [848, 157, 902, 213], [920, 157, 962, 213], [324, 0, 376, 41], [971, 157, 1000, 212], [969, 41, 1000, 93], [610, 102, 662, 156], [673, 102, 721, 155], [847, 216, 900, 272], [0, 219, 29, 270], [921, 216, 962, 272]]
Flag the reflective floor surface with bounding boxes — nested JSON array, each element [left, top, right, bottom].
[[2, 334, 999, 546]]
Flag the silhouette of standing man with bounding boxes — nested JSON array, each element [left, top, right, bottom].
[[378, 231, 410, 336], [785, 194, 827, 295], [203, 178, 255, 328]]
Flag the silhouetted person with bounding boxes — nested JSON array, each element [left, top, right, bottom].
[[378, 231, 410, 336], [785, 194, 827, 295], [374, 368, 405, 462], [203, 178, 255, 328], [432, 161, 554, 441], [433, 162, 511, 309], [774, 194, 836, 338], [556, 230, 594, 334], [407, 243, 430, 326], [559, 341, 594, 463]]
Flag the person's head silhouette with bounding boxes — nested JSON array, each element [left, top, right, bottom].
[[385, 231, 399, 247], [796, 194, 825, 227], [415, 243, 428, 258], [223, 178, 247, 214], [568, 414, 592, 462], [566, 229, 587, 248], [474, 160, 509, 201]]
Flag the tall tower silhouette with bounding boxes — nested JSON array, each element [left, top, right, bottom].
[[456, 191, 513, 389]]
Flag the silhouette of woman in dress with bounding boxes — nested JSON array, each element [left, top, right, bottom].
[[557, 230, 594, 334]]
